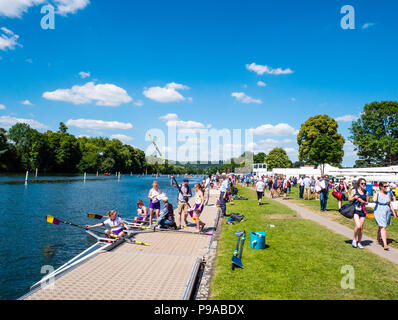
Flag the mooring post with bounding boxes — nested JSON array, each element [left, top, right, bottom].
[[35, 168, 38, 177]]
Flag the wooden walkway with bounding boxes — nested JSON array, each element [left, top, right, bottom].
[[21, 190, 220, 300]]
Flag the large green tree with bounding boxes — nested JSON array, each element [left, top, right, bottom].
[[265, 148, 292, 170], [350, 101, 398, 167], [297, 115, 345, 168], [253, 152, 266, 164], [307, 135, 344, 175]]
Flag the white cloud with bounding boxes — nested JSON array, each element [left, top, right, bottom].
[[246, 63, 294, 76], [25, 58, 33, 63], [335, 115, 358, 122], [159, 113, 209, 132], [110, 134, 134, 144], [65, 119, 133, 130], [284, 147, 296, 154], [0, 27, 21, 51], [159, 113, 178, 121], [21, 100, 33, 106], [143, 82, 191, 103], [257, 81, 267, 87], [249, 123, 298, 136], [55, 0, 90, 16], [0, 0, 89, 18], [291, 97, 296, 102], [362, 23, 375, 30], [231, 92, 262, 104], [133, 100, 144, 107], [78, 71, 90, 79], [0, 115, 48, 129], [0, 0, 45, 18], [43, 82, 132, 107], [0, 104, 6, 110]]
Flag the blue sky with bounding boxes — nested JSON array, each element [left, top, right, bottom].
[[0, 0, 397, 166]]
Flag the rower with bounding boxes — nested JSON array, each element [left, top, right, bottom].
[[134, 200, 148, 224], [86, 210, 129, 238]]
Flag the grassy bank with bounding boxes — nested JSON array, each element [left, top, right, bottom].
[[285, 187, 398, 249], [210, 186, 398, 300]]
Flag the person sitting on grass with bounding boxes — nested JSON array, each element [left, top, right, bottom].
[[86, 210, 129, 239], [134, 200, 148, 224], [155, 197, 177, 230]]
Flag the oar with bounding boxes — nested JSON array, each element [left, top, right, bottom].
[[125, 239, 150, 246], [46, 215, 86, 230], [88, 213, 155, 225], [172, 175, 191, 208], [88, 213, 135, 222]]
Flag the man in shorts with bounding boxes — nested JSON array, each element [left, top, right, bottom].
[[171, 176, 192, 228], [256, 178, 266, 205]]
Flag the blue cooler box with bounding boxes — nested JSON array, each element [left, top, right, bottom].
[[250, 231, 266, 249]]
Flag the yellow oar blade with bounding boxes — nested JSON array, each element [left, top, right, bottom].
[[46, 215, 60, 226]]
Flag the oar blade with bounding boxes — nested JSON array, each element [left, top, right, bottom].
[[46, 215, 60, 226], [88, 213, 103, 220]]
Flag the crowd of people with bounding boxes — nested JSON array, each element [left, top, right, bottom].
[[85, 172, 397, 251], [85, 173, 237, 236], [238, 173, 398, 251]]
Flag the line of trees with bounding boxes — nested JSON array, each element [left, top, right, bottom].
[[0, 122, 196, 175]]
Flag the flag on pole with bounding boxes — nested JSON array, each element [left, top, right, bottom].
[[46, 215, 61, 226]]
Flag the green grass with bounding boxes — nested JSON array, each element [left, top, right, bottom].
[[285, 187, 398, 249], [210, 187, 398, 300]]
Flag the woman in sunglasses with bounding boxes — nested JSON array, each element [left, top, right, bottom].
[[348, 178, 369, 249], [373, 182, 397, 250]]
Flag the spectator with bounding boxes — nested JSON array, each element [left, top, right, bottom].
[[319, 175, 330, 212], [348, 178, 369, 249], [374, 182, 397, 250]]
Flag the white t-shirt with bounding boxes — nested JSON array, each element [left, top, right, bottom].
[[256, 181, 265, 192], [205, 177, 211, 189], [103, 217, 124, 232]]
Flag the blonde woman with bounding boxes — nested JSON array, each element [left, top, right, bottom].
[[86, 210, 128, 238], [189, 183, 206, 232], [148, 181, 162, 225]]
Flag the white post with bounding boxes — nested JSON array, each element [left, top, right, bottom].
[[96, 171, 98, 176], [84, 172, 87, 181], [35, 168, 38, 177], [25, 171, 29, 185]]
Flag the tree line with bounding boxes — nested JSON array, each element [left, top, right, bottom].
[[1, 101, 396, 174], [0, 122, 188, 174]]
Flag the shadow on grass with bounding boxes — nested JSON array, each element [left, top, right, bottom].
[[344, 239, 374, 247]]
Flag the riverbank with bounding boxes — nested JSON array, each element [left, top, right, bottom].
[[210, 186, 398, 300]]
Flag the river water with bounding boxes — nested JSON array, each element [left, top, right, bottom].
[[0, 174, 202, 300]]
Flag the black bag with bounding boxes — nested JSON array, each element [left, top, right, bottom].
[[230, 213, 247, 223], [339, 203, 355, 219]]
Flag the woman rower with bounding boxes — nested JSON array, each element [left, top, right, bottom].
[[85, 210, 128, 238], [134, 200, 148, 224], [148, 181, 162, 225], [189, 183, 206, 232]]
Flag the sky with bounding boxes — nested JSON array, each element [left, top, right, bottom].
[[0, 0, 397, 166]]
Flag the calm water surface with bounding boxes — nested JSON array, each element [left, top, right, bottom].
[[0, 174, 202, 300]]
